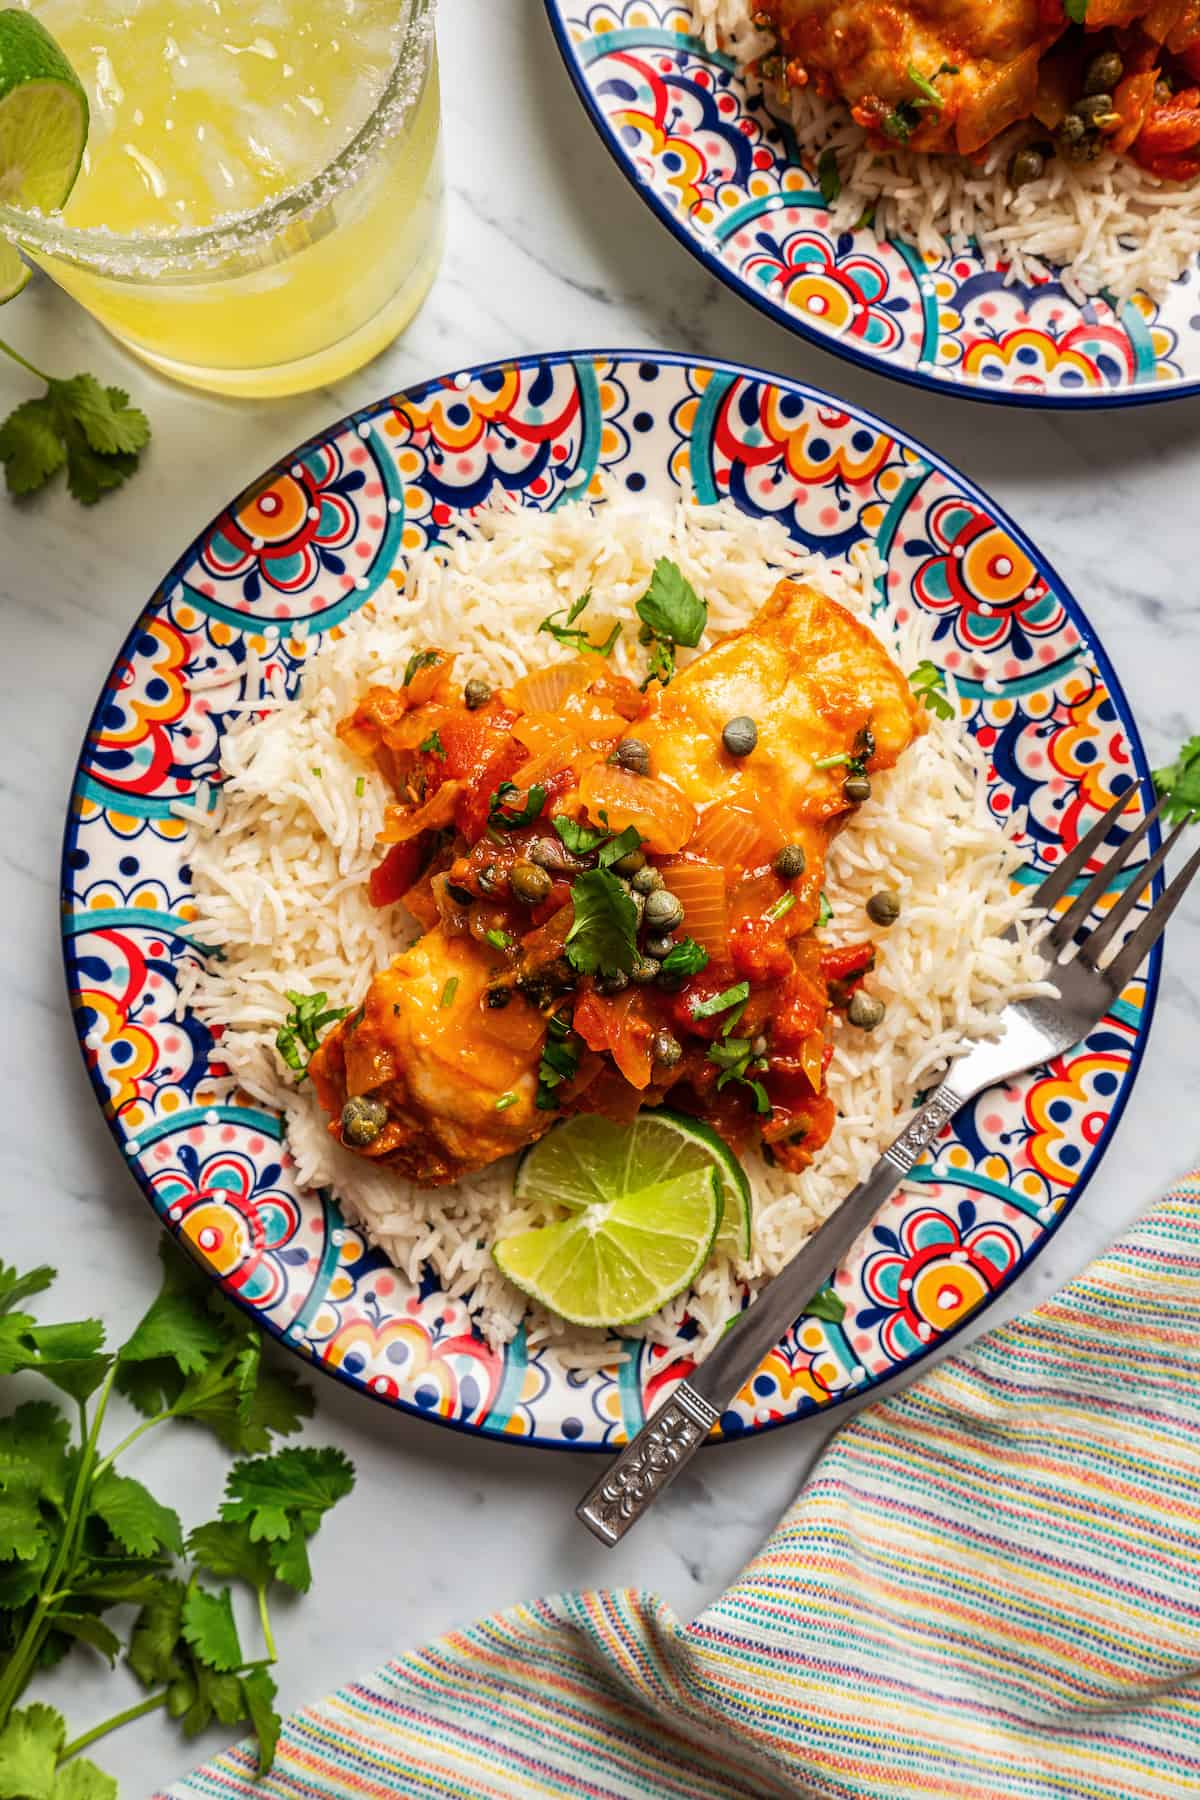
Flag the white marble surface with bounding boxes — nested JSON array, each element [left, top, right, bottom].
[[2, 2, 1199, 1790]]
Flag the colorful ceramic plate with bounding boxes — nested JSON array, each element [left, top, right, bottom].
[[546, 2, 1197, 406], [62, 351, 1159, 1450]]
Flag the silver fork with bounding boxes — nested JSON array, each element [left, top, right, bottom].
[[577, 781, 1199, 1546]]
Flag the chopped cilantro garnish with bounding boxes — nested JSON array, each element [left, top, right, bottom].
[[275, 991, 351, 1079], [817, 147, 841, 205], [488, 781, 547, 830], [597, 826, 643, 869], [765, 892, 796, 924], [691, 980, 751, 1020], [636, 558, 708, 689], [817, 891, 833, 929], [538, 590, 622, 657], [553, 816, 609, 856], [909, 659, 955, 721], [485, 928, 515, 954], [418, 729, 446, 759], [495, 1092, 519, 1112], [354, 776, 365, 798], [403, 649, 439, 687], [439, 977, 459, 1009], [660, 937, 709, 978]]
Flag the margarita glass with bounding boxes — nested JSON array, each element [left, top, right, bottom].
[[0, 0, 443, 397]]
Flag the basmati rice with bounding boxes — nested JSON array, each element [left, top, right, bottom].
[[689, 0, 1200, 305], [179, 490, 1053, 1366]]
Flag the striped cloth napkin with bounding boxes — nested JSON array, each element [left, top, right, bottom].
[[164, 1174, 1200, 1800]]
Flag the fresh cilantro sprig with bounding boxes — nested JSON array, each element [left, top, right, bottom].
[[276, 990, 351, 1079], [0, 1244, 355, 1785], [0, 336, 150, 505], [636, 559, 708, 689], [1151, 736, 1200, 825], [538, 591, 621, 658], [402, 649, 440, 687], [909, 660, 955, 722], [706, 1036, 771, 1115]]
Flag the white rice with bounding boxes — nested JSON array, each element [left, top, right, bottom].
[[690, 0, 1200, 304], [179, 491, 1053, 1366]]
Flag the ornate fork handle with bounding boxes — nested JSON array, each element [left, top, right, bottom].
[[577, 1074, 969, 1547]]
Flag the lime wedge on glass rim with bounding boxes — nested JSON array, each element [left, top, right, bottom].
[[0, 10, 90, 302], [496, 1111, 751, 1329]]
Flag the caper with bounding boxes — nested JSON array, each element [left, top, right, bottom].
[[613, 847, 645, 877], [598, 969, 630, 996], [1076, 92, 1116, 129], [616, 738, 651, 776], [1008, 146, 1045, 188], [643, 888, 684, 931], [847, 991, 886, 1031], [844, 775, 872, 804], [866, 889, 901, 927], [632, 865, 664, 895], [644, 932, 675, 960], [463, 677, 492, 710], [630, 955, 661, 985], [1084, 50, 1123, 96], [722, 715, 758, 758], [651, 1030, 683, 1069], [774, 843, 807, 881], [477, 864, 502, 896], [1058, 111, 1086, 147], [510, 861, 552, 905], [341, 1094, 387, 1148]]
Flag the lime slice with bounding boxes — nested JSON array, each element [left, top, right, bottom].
[[515, 1108, 752, 1259], [498, 1124, 723, 1328], [0, 11, 90, 304]]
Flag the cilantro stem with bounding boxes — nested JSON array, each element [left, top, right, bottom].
[[0, 1363, 117, 1726], [0, 333, 52, 385], [59, 1690, 169, 1762], [92, 1404, 178, 1480], [256, 1582, 279, 1664]]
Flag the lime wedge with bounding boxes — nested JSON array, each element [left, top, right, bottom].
[[515, 1108, 752, 1259], [0, 10, 90, 304], [498, 1121, 724, 1328]]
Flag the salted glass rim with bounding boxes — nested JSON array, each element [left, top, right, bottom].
[[0, 0, 433, 278]]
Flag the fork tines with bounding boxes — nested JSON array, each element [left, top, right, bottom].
[[1033, 778, 1199, 988]]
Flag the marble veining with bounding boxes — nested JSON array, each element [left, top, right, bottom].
[[2, 1, 1198, 1787]]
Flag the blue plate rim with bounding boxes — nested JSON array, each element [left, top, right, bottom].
[[60, 344, 1162, 1453], [542, 0, 1200, 413]]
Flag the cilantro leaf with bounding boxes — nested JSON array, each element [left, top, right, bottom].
[[553, 816, 608, 856], [241, 1667, 282, 1775], [52, 375, 149, 457], [564, 868, 639, 978], [0, 1701, 65, 1799], [266, 1529, 313, 1594], [276, 989, 351, 1078], [90, 1469, 183, 1557], [0, 1313, 111, 1403], [538, 591, 622, 657], [128, 1578, 186, 1689], [487, 781, 547, 831], [597, 826, 643, 869], [0, 398, 66, 497], [0, 1491, 45, 1565], [635, 559, 707, 649], [418, 728, 446, 759], [186, 1518, 272, 1591], [908, 659, 954, 722], [804, 1286, 847, 1323], [48, 1612, 123, 1665], [0, 1265, 55, 1317], [52, 1760, 118, 1800], [816, 147, 841, 205], [181, 1582, 243, 1673], [1152, 734, 1200, 825], [118, 1290, 226, 1377], [0, 1402, 72, 1511], [817, 891, 833, 929], [691, 980, 751, 1020], [660, 937, 708, 978], [236, 1356, 314, 1455], [221, 1446, 355, 1544], [402, 649, 439, 686], [906, 60, 957, 111]]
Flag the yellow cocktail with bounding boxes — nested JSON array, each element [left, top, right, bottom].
[[2, 0, 442, 396]]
